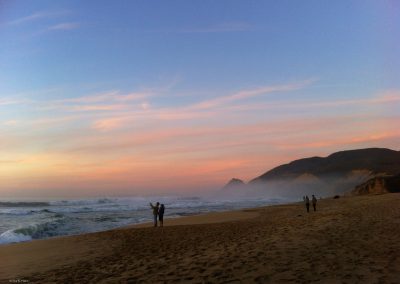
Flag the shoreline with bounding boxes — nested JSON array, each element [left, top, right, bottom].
[[0, 203, 264, 246], [0, 204, 263, 281], [0, 198, 293, 247], [1, 193, 399, 283], [126, 208, 260, 229], [0, 198, 283, 246]]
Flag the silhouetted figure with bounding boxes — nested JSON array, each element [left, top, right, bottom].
[[305, 195, 310, 213], [159, 204, 165, 227], [150, 202, 159, 227], [312, 195, 317, 211]]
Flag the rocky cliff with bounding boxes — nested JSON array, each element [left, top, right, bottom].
[[352, 174, 400, 195]]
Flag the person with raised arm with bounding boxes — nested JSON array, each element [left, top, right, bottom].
[[149, 202, 160, 227]]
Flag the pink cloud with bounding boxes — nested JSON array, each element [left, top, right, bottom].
[[2, 83, 400, 196], [277, 131, 400, 150], [92, 117, 129, 131], [68, 104, 127, 112], [191, 78, 317, 109], [59, 91, 149, 104]]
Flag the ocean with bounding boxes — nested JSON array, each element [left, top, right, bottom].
[[0, 196, 288, 245]]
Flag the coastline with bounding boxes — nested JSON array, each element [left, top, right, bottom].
[[0, 204, 262, 281], [126, 207, 260, 228], [1, 193, 400, 283], [0, 196, 282, 246]]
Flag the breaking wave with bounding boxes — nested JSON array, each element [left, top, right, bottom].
[[0, 201, 50, 207], [0, 196, 290, 245], [0, 216, 67, 244]]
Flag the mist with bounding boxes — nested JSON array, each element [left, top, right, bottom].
[[212, 171, 373, 202]]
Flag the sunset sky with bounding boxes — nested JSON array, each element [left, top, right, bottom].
[[0, 1, 399, 197]]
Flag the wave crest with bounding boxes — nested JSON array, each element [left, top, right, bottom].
[[0, 201, 50, 207]]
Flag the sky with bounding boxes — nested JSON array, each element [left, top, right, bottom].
[[0, 1, 399, 198]]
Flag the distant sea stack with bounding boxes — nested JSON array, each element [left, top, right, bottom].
[[352, 174, 400, 195], [222, 178, 246, 190], [217, 178, 248, 198]]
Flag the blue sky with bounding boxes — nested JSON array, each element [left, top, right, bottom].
[[2, 1, 398, 99], [0, 1, 399, 197]]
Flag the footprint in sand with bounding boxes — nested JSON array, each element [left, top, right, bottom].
[[254, 275, 270, 283]]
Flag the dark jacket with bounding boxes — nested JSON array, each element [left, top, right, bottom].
[[159, 205, 165, 216]]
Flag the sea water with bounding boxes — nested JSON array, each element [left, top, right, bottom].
[[0, 196, 287, 244]]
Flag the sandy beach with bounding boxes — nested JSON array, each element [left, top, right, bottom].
[[1, 193, 400, 283]]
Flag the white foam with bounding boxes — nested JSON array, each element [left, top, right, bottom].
[[0, 196, 289, 245], [0, 229, 32, 244], [0, 208, 32, 215]]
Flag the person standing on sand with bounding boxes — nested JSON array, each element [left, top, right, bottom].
[[312, 195, 317, 211], [158, 204, 165, 227], [149, 202, 159, 227], [305, 195, 310, 213]]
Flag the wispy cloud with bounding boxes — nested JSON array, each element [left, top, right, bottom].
[[3, 79, 399, 196], [92, 117, 131, 131], [8, 12, 50, 26], [295, 91, 400, 108], [28, 79, 315, 130], [0, 160, 23, 164], [0, 98, 31, 106], [2, 120, 18, 126], [190, 78, 317, 109], [278, 131, 400, 151], [179, 22, 253, 33], [33, 90, 151, 113], [150, 22, 253, 34], [8, 11, 69, 26], [58, 91, 149, 104], [67, 104, 127, 112], [48, 22, 79, 31], [201, 89, 400, 113]]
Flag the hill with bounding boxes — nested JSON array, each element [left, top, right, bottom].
[[250, 148, 400, 183], [221, 148, 400, 198]]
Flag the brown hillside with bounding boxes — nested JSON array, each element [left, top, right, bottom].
[[352, 174, 400, 195]]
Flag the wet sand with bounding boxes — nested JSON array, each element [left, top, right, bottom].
[[1, 193, 400, 283]]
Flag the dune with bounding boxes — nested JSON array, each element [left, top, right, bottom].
[[1, 194, 400, 283]]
